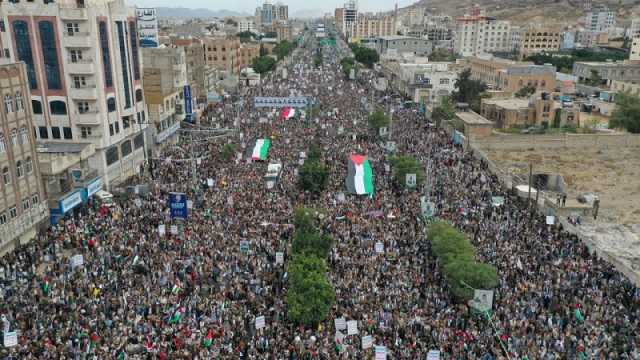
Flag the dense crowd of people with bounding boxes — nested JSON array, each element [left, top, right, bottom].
[[0, 34, 638, 359]]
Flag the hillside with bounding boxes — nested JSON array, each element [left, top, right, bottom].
[[155, 7, 249, 19], [407, 0, 640, 24]]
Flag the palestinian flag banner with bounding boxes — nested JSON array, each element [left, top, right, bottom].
[[346, 154, 374, 195], [280, 107, 296, 120], [251, 139, 271, 161]]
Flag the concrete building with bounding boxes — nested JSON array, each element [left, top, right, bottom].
[[203, 37, 241, 74], [627, 18, 640, 38], [275, 3, 289, 21], [336, 0, 358, 40], [520, 25, 561, 57], [468, 55, 556, 94], [454, 13, 512, 57], [382, 61, 457, 105], [561, 30, 576, 50], [631, 36, 640, 62], [136, 8, 159, 48], [610, 79, 640, 95], [238, 19, 258, 34], [572, 61, 640, 84], [481, 93, 579, 128], [275, 21, 292, 42], [585, 5, 615, 33], [353, 13, 397, 40], [239, 43, 261, 70], [374, 36, 433, 57], [455, 110, 494, 139], [509, 26, 522, 53], [141, 46, 188, 149], [0, 0, 148, 192], [0, 63, 48, 255]]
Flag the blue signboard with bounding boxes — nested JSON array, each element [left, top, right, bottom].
[[59, 190, 83, 214], [169, 192, 188, 220], [184, 85, 193, 116]]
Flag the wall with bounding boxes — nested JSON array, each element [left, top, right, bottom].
[[474, 133, 640, 151]]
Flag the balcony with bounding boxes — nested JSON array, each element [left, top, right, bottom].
[[70, 85, 97, 99], [63, 32, 92, 48], [67, 59, 95, 74], [75, 110, 101, 125], [60, 7, 88, 21]]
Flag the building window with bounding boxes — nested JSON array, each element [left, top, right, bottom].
[[16, 160, 23, 178], [109, 123, 114, 136], [3, 167, 10, 185], [122, 116, 130, 129], [19, 127, 27, 144], [32, 194, 39, 205], [121, 139, 132, 157], [15, 91, 23, 111], [12, 21, 37, 89], [114, 121, 119, 133], [107, 97, 116, 112], [70, 49, 83, 63], [22, 198, 29, 211], [105, 146, 119, 166], [9, 207, 17, 219], [63, 127, 72, 139], [39, 21, 62, 90], [134, 133, 144, 149], [73, 76, 86, 88], [135, 89, 143, 102], [0, 213, 6, 225], [99, 21, 113, 88], [77, 101, 89, 113], [50, 101, 67, 115], [80, 126, 92, 138], [0, 133, 5, 153], [66, 23, 79, 36], [4, 94, 14, 113], [32, 100, 42, 114], [51, 127, 61, 139], [25, 157, 32, 174], [116, 22, 131, 109], [38, 126, 48, 139], [10, 129, 17, 146], [129, 21, 140, 81], [440, 78, 449, 85]]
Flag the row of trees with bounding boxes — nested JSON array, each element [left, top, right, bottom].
[[340, 57, 357, 79], [428, 221, 498, 301], [252, 40, 297, 75], [287, 208, 335, 327], [348, 43, 379, 68], [298, 144, 329, 194], [525, 49, 627, 74]]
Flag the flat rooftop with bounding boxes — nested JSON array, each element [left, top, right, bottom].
[[483, 98, 530, 110], [456, 111, 493, 125]]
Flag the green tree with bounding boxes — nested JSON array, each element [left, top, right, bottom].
[[515, 84, 536, 98], [340, 57, 356, 79], [287, 268, 335, 326], [429, 48, 456, 62], [294, 207, 317, 233], [252, 56, 277, 74], [452, 69, 488, 105], [587, 70, 603, 86], [610, 91, 640, 133], [287, 254, 328, 287], [349, 43, 379, 68], [219, 143, 237, 161], [273, 40, 295, 60], [432, 97, 455, 127], [237, 31, 256, 43], [443, 260, 498, 301], [390, 155, 424, 189], [299, 159, 329, 194], [368, 109, 390, 130]]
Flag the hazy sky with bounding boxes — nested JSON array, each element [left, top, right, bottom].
[[129, 0, 417, 15]]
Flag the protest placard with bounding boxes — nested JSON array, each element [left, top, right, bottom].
[[347, 320, 358, 335], [3, 331, 17, 347], [158, 224, 166, 236], [334, 317, 346, 331], [255, 315, 266, 330], [170, 225, 178, 235], [70, 254, 84, 269], [187, 200, 193, 209], [375, 242, 384, 254], [362, 335, 373, 349], [427, 350, 441, 360], [546, 216, 555, 225], [276, 252, 284, 265], [374, 345, 387, 360], [207, 179, 214, 187]]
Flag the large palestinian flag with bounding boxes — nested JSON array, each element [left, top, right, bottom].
[[251, 139, 271, 161], [280, 107, 296, 120], [346, 154, 374, 195]]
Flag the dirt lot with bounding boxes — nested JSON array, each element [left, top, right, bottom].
[[484, 147, 640, 225]]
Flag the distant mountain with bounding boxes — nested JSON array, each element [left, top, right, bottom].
[[155, 7, 249, 19], [291, 9, 326, 19]]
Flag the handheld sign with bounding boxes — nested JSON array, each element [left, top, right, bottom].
[[255, 315, 266, 330]]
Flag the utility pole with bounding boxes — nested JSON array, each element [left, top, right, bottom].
[[527, 163, 533, 208]]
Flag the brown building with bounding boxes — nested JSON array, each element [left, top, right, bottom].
[[335, 8, 345, 34], [455, 110, 494, 139], [353, 14, 396, 39], [481, 93, 580, 128], [239, 43, 262, 70], [0, 63, 48, 254], [275, 21, 292, 42], [520, 26, 561, 57], [468, 55, 556, 95], [203, 37, 241, 74]]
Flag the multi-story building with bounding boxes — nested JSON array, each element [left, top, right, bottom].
[[141, 46, 187, 149], [610, 79, 640, 95], [0, 63, 48, 255], [481, 93, 578, 128], [275, 21, 292, 42], [239, 19, 258, 34], [335, 8, 345, 35], [627, 18, 640, 38], [382, 61, 457, 104], [0, 0, 148, 192], [353, 14, 397, 39], [573, 61, 640, 84], [631, 35, 640, 62], [374, 36, 433, 57], [239, 43, 261, 70], [336, 0, 358, 40], [261, 1, 274, 26], [561, 30, 576, 50], [519, 25, 561, 57], [275, 3, 289, 21], [467, 55, 555, 94], [203, 37, 241, 74], [454, 13, 512, 57], [585, 5, 615, 33], [509, 26, 522, 53]]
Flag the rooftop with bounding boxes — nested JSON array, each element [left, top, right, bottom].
[[482, 98, 530, 110], [456, 111, 493, 125], [378, 35, 424, 41]]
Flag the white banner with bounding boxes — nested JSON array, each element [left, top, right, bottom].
[[374, 345, 387, 360], [406, 174, 417, 188], [255, 315, 266, 330], [427, 350, 441, 360], [334, 317, 346, 331], [3, 331, 17, 347], [207, 178, 214, 187], [346, 320, 358, 335], [170, 225, 178, 235], [158, 224, 166, 236], [375, 242, 384, 254], [187, 200, 193, 209], [362, 335, 373, 349], [546, 216, 555, 225], [275, 252, 284, 265], [70, 254, 84, 269], [469, 289, 494, 313]]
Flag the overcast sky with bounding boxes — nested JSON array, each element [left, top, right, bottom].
[[130, 0, 417, 15]]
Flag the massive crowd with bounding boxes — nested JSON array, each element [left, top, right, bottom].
[[0, 35, 638, 359]]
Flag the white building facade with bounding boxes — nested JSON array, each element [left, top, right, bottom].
[[0, 0, 148, 189], [585, 6, 615, 33], [454, 14, 512, 57]]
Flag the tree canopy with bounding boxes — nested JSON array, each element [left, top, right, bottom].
[[273, 40, 296, 60], [610, 91, 640, 133], [452, 69, 488, 110], [251, 56, 277, 74], [299, 144, 329, 195], [515, 84, 536, 98], [340, 57, 357, 79], [237, 31, 256, 43], [432, 97, 455, 127], [390, 155, 424, 189], [368, 109, 390, 130], [349, 43, 379, 68]]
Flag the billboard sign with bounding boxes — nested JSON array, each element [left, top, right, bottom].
[[169, 192, 188, 220], [254, 96, 310, 108], [136, 8, 159, 48]]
